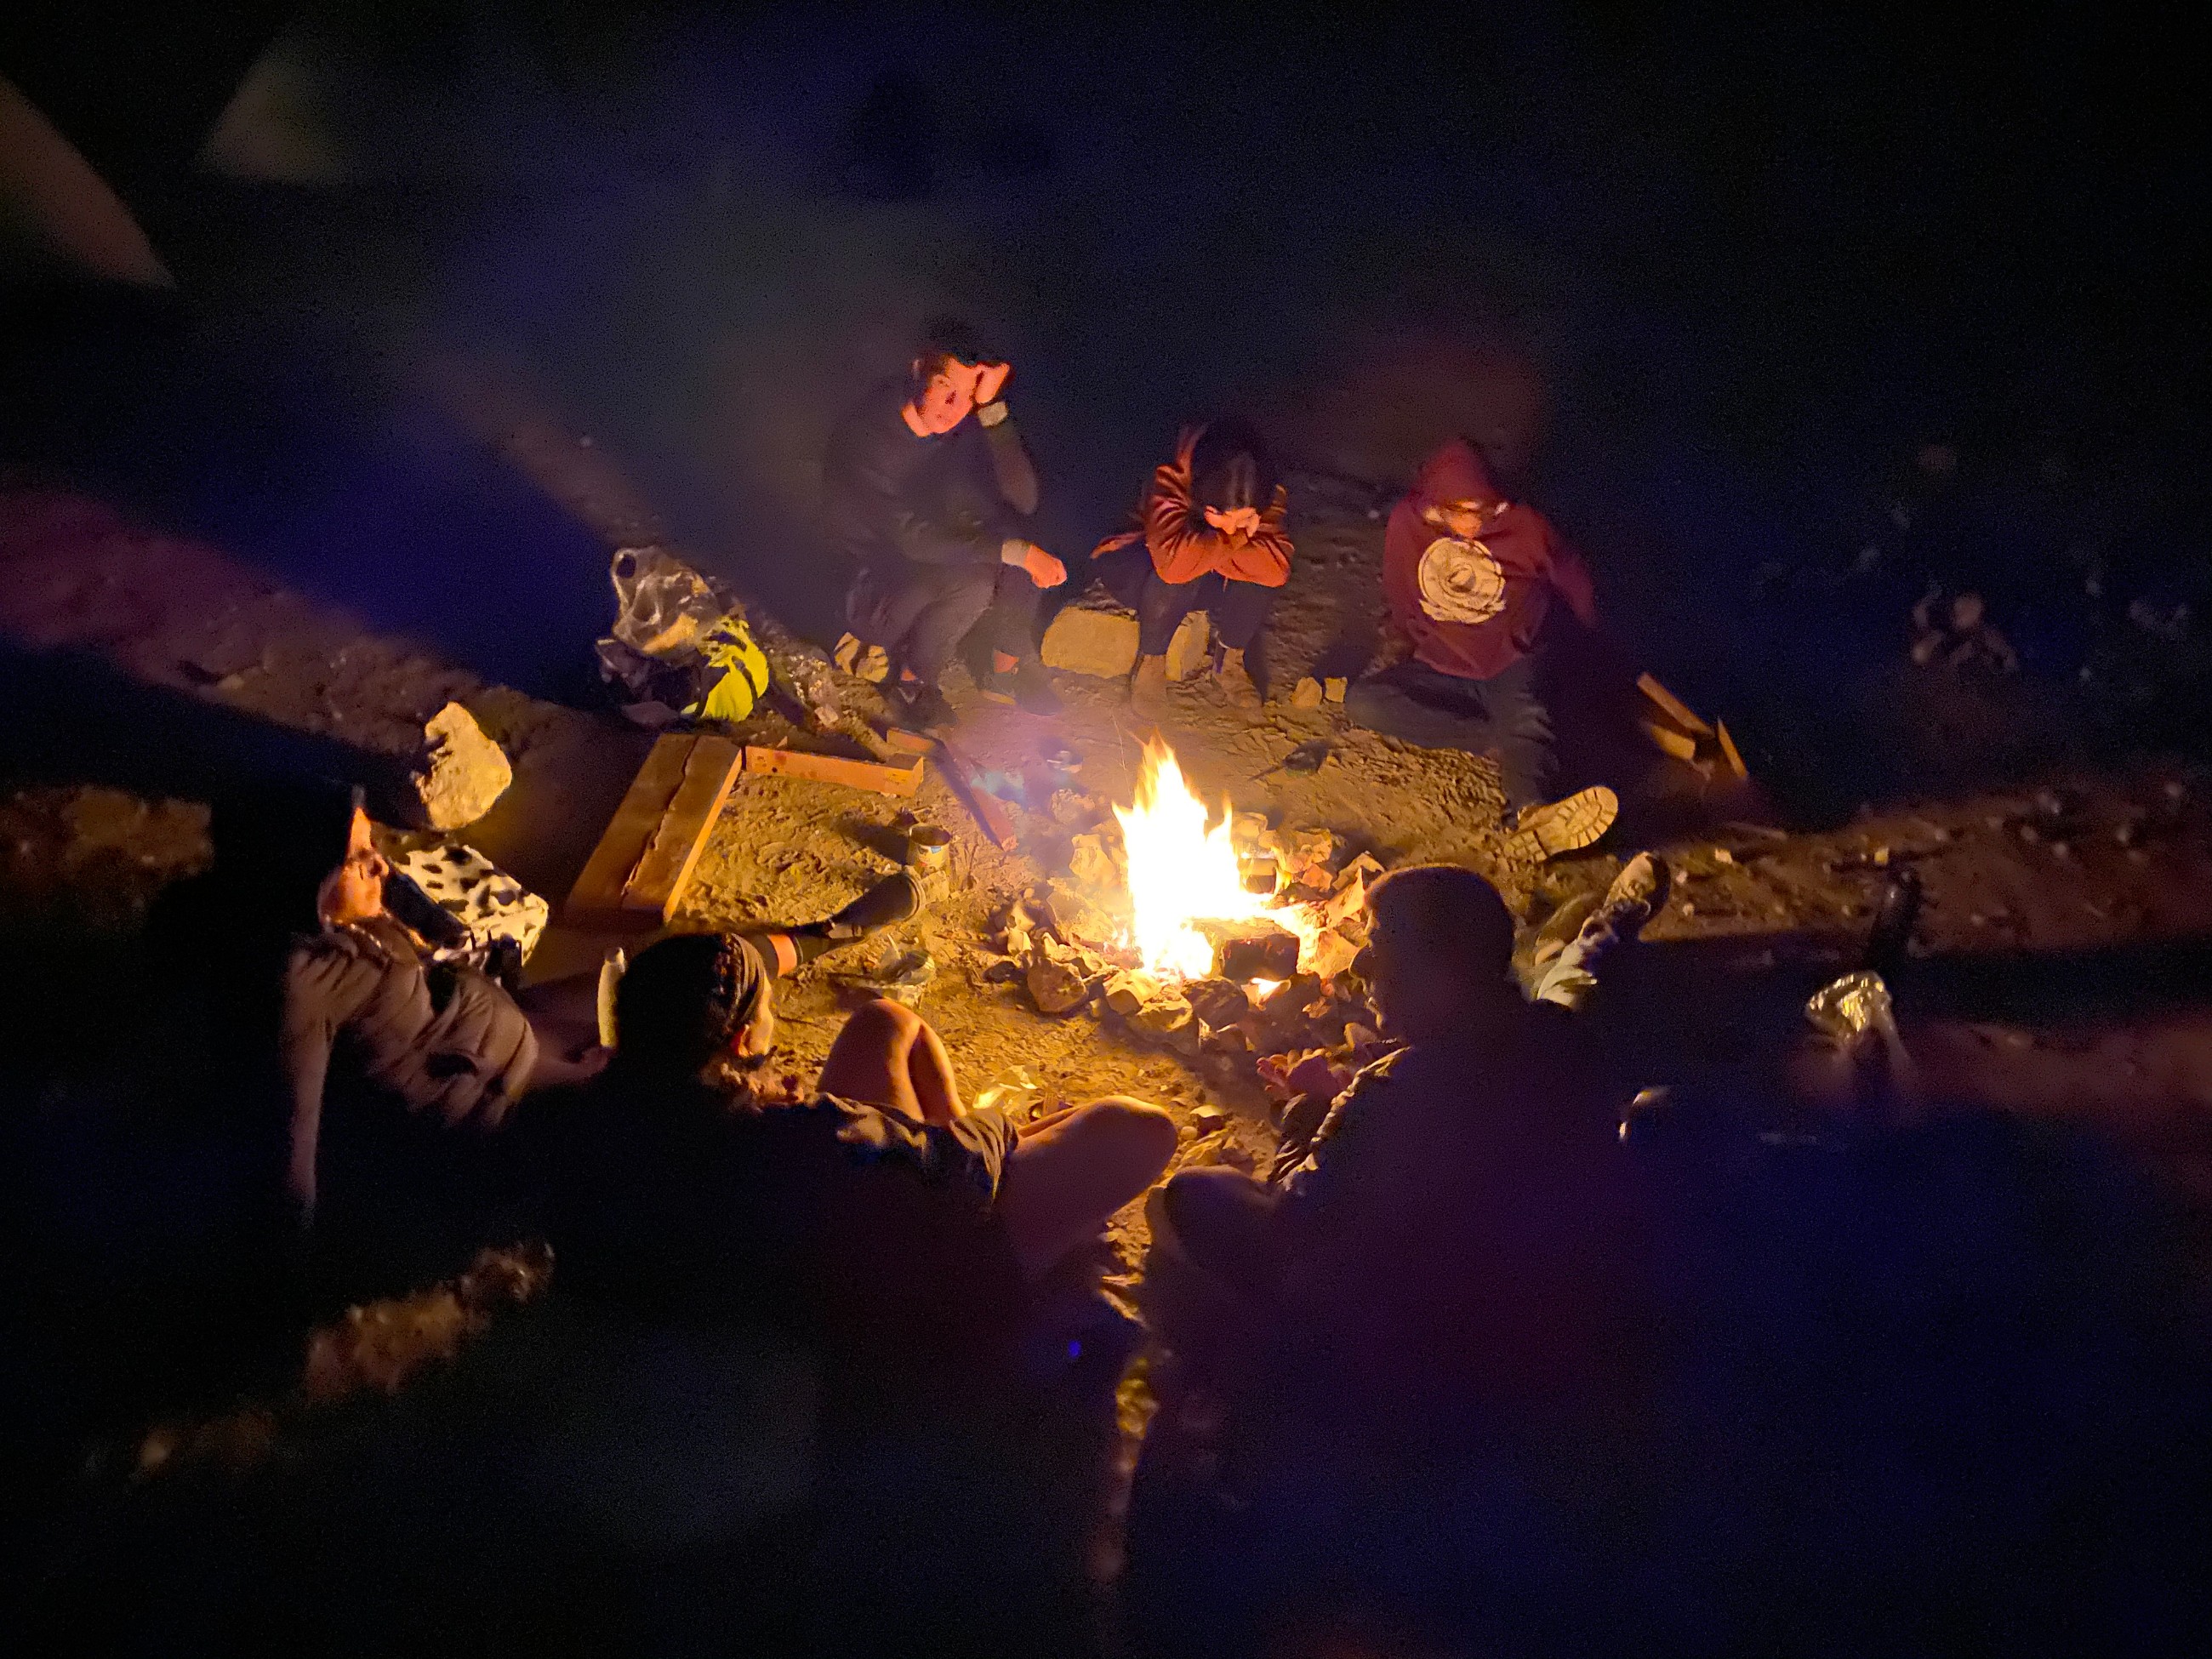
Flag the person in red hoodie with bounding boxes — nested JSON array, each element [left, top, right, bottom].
[[1092, 419, 1293, 711], [1348, 437, 1618, 859]]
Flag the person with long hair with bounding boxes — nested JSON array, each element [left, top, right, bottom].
[[1095, 418, 1292, 712]]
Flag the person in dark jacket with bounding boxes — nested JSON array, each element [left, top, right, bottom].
[[823, 317, 1068, 726], [1346, 437, 1619, 860], [1092, 419, 1293, 713], [189, 781, 921, 1254]]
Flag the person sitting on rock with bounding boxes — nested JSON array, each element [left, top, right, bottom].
[[553, 932, 1178, 1374], [180, 779, 921, 1267], [824, 316, 1067, 727], [1345, 436, 1619, 862], [1092, 418, 1293, 714]]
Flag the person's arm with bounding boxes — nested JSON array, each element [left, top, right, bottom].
[[275, 944, 365, 1225], [1547, 527, 1599, 629], [1143, 435, 1227, 584], [1214, 484, 1294, 588], [975, 400, 1040, 517]]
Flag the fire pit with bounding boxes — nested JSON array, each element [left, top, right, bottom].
[[984, 738, 1382, 1078]]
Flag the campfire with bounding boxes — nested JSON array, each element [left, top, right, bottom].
[[987, 736, 1382, 1087], [1115, 738, 1305, 980]]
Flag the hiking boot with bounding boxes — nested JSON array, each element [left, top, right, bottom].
[[1129, 653, 1169, 714], [1504, 785, 1619, 863], [978, 656, 1064, 715], [888, 680, 959, 733], [1217, 647, 1262, 712]]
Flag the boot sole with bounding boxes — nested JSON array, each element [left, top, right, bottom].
[[1507, 786, 1620, 863]]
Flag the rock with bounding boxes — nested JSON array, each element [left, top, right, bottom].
[[1163, 611, 1210, 680], [1190, 1106, 1230, 1136], [1103, 969, 1169, 1018], [1215, 926, 1301, 983], [1048, 790, 1101, 828], [1323, 676, 1347, 704], [1131, 993, 1195, 1040], [1230, 811, 1270, 856], [410, 703, 511, 830], [1282, 827, 1342, 873], [1186, 977, 1255, 1029], [1291, 676, 1324, 709], [1041, 881, 1120, 950], [1308, 926, 1363, 982], [1068, 832, 1120, 892], [1042, 595, 1141, 678], [1026, 956, 1092, 1016]]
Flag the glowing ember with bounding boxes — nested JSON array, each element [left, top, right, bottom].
[[1114, 737, 1311, 980]]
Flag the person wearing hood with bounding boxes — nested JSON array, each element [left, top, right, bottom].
[[1347, 437, 1617, 860]]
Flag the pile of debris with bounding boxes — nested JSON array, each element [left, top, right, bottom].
[[976, 808, 1388, 1097]]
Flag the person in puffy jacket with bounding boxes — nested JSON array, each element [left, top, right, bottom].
[[1347, 437, 1619, 860], [1092, 418, 1292, 711]]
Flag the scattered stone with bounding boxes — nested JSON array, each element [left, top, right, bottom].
[[1048, 790, 1101, 828], [1026, 955, 1092, 1016], [1291, 676, 1325, 709], [1068, 832, 1120, 892], [1103, 970, 1168, 1018], [1186, 978, 1255, 1029], [1189, 1106, 1230, 1136], [1323, 676, 1347, 704], [1712, 847, 1736, 864], [410, 702, 512, 830], [1307, 926, 1362, 982]]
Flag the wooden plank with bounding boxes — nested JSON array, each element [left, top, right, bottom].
[[880, 727, 935, 755], [1639, 719, 1700, 763], [937, 738, 1020, 851], [564, 733, 696, 920], [1714, 719, 1751, 781], [1636, 673, 1713, 737], [743, 744, 924, 797], [623, 736, 744, 920]]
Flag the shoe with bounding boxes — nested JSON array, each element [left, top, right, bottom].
[[1587, 850, 1671, 938], [1515, 889, 1600, 978], [818, 869, 923, 941], [1504, 785, 1619, 863], [978, 656, 1064, 715], [1217, 647, 1262, 712], [888, 680, 959, 733], [1129, 653, 1169, 714]]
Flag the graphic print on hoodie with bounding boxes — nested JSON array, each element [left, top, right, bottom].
[[1382, 438, 1597, 681]]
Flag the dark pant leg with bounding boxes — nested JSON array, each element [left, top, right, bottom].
[[1343, 655, 1557, 807], [851, 562, 1000, 681], [1137, 571, 1216, 657], [972, 560, 1048, 660], [1480, 651, 1558, 807], [1208, 578, 1277, 653]]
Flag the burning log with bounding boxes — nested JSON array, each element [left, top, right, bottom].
[[1212, 924, 1302, 984]]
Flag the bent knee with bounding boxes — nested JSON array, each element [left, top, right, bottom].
[[849, 996, 924, 1040], [1085, 1095, 1179, 1160]]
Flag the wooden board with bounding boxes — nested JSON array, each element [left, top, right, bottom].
[[563, 733, 698, 921], [743, 744, 924, 797], [1639, 718, 1700, 763], [1714, 719, 1751, 781], [623, 736, 744, 920], [1637, 673, 1713, 737], [937, 738, 1020, 851]]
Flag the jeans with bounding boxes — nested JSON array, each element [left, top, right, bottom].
[[1343, 653, 1555, 807], [1137, 571, 1278, 658], [847, 562, 1044, 682]]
